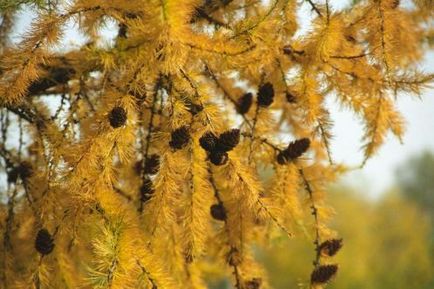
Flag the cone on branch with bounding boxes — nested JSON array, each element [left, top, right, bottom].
[[108, 106, 127, 128], [318, 239, 343, 257], [200, 129, 240, 153], [310, 264, 338, 284], [35, 228, 55, 255], [216, 129, 240, 152], [209, 151, 228, 166], [286, 91, 297, 103], [186, 100, 204, 115], [210, 203, 226, 221], [144, 154, 160, 175], [7, 167, 19, 183], [277, 138, 310, 164], [200, 129, 240, 165], [390, 0, 400, 9], [118, 23, 128, 38], [169, 126, 190, 150], [28, 66, 75, 95], [140, 178, 154, 203], [244, 278, 262, 289], [199, 132, 218, 152], [227, 247, 242, 266], [8, 161, 34, 183], [257, 82, 274, 107], [236, 92, 253, 114]]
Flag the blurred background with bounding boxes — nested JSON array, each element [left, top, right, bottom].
[[206, 150, 434, 289], [260, 149, 434, 289], [4, 0, 434, 288]]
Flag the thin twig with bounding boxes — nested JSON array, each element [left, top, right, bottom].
[[305, 0, 323, 18], [208, 168, 243, 289], [203, 64, 253, 129], [299, 168, 321, 267]]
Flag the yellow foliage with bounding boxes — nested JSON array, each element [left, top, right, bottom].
[[0, 1, 432, 288]]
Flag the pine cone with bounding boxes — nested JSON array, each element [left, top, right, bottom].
[[19, 161, 33, 180], [236, 92, 253, 114], [318, 239, 343, 257], [209, 151, 228, 166], [199, 132, 218, 152], [227, 247, 241, 266], [210, 203, 226, 221], [35, 228, 55, 255], [134, 160, 143, 175], [286, 91, 296, 103], [277, 138, 310, 164], [244, 278, 262, 289], [286, 138, 310, 159], [7, 167, 19, 183], [257, 82, 274, 107], [391, 0, 400, 8], [144, 154, 160, 175], [310, 264, 338, 284], [169, 126, 190, 150], [216, 129, 240, 152], [140, 178, 154, 202], [276, 150, 288, 165], [109, 106, 127, 128], [186, 101, 203, 115], [118, 23, 128, 38]]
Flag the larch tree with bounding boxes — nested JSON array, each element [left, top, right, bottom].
[[0, 0, 432, 288]]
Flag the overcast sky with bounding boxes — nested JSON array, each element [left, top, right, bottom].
[[10, 1, 434, 197]]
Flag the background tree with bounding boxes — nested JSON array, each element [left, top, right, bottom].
[[396, 150, 434, 217], [0, 0, 432, 289], [396, 150, 434, 289], [260, 188, 434, 289]]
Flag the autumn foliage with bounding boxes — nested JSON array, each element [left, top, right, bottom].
[[0, 0, 432, 288]]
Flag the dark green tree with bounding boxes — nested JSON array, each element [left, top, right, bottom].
[[396, 150, 434, 289], [396, 150, 434, 216]]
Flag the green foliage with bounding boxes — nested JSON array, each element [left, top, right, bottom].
[[0, 0, 45, 12], [395, 150, 434, 289], [396, 150, 434, 214]]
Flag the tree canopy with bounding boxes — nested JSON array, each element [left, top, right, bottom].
[[0, 0, 433, 288]]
